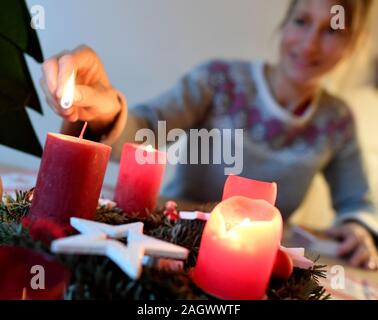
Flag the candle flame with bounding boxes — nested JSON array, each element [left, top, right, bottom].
[[212, 207, 273, 243], [213, 212, 254, 240], [22, 287, 27, 300], [60, 71, 75, 109], [146, 145, 154, 152], [226, 229, 240, 240], [226, 218, 253, 239], [239, 218, 252, 226]]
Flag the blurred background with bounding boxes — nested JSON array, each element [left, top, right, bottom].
[[1, 0, 378, 228]]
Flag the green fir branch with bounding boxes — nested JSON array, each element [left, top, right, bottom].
[[0, 189, 331, 300]]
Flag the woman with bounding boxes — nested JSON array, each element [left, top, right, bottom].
[[41, 0, 378, 269]]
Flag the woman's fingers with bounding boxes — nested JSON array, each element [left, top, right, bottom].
[[365, 256, 378, 271], [326, 223, 378, 270], [70, 45, 111, 86], [40, 78, 58, 111], [42, 49, 70, 96], [65, 110, 79, 123], [55, 45, 107, 100], [40, 45, 119, 128], [40, 78, 76, 116], [42, 51, 90, 118], [337, 234, 359, 256], [42, 50, 75, 114], [73, 85, 115, 110], [42, 79, 108, 122], [56, 54, 75, 101], [349, 245, 370, 267], [42, 58, 59, 95], [325, 225, 348, 239]]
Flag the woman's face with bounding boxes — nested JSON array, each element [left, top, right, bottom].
[[280, 0, 351, 86]]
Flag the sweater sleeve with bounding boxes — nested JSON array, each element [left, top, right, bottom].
[[109, 61, 214, 160], [323, 115, 378, 238]]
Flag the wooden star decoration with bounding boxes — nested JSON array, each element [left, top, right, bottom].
[[179, 211, 210, 221], [51, 218, 189, 280]]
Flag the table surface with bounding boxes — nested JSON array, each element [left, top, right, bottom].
[[283, 231, 378, 300], [1, 164, 377, 300]]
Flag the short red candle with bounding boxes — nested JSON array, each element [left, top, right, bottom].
[[29, 133, 111, 228], [192, 196, 283, 300], [0, 246, 70, 300], [223, 175, 277, 205], [114, 143, 166, 217]]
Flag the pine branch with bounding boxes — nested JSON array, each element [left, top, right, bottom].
[[0, 189, 32, 223], [0, 189, 331, 300]]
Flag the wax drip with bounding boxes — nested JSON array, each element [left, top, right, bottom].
[[79, 122, 88, 139]]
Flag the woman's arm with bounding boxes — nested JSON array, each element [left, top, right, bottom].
[[108, 62, 214, 160], [323, 118, 378, 269], [323, 130, 378, 235], [60, 62, 214, 160], [41, 46, 214, 160]]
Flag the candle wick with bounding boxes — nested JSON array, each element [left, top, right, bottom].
[[79, 122, 88, 139]]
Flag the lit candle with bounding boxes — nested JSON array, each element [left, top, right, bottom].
[[192, 196, 283, 300], [114, 143, 166, 217], [223, 175, 277, 205], [0, 246, 69, 300], [29, 73, 111, 227]]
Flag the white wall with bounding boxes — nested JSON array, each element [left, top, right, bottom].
[[1, 1, 377, 225], [1, 0, 289, 184]]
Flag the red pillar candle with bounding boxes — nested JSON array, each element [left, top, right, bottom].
[[0, 246, 70, 300], [29, 133, 111, 228], [114, 143, 166, 217], [192, 196, 283, 300], [223, 175, 277, 205]]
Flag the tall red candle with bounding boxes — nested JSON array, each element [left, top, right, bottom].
[[114, 143, 166, 217], [29, 133, 111, 228], [192, 196, 283, 300]]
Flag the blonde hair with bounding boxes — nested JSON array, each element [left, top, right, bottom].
[[283, 0, 373, 47]]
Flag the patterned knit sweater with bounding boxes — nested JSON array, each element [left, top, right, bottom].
[[84, 59, 378, 235]]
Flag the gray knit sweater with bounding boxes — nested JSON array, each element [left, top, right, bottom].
[[109, 59, 378, 235]]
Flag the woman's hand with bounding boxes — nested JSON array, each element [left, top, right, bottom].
[[40, 45, 126, 134], [326, 222, 378, 270]]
